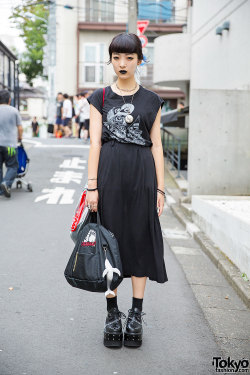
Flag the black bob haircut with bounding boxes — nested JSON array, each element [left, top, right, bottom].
[[0, 90, 11, 104], [107, 33, 148, 64]]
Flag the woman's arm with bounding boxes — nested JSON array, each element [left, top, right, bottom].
[[150, 106, 165, 216], [86, 104, 102, 212]]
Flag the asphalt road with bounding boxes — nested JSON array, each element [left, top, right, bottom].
[[0, 137, 222, 375]]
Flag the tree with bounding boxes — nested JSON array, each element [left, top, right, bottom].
[[10, 1, 49, 85]]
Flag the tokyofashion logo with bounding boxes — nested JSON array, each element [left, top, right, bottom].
[[212, 356, 249, 373]]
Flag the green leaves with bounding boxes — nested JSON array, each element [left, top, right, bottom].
[[9, 0, 49, 85]]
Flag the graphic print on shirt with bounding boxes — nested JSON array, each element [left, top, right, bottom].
[[103, 103, 147, 146]]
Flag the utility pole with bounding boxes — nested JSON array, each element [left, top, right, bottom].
[[47, 0, 56, 125], [128, 0, 137, 34], [128, 0, 140, 84]]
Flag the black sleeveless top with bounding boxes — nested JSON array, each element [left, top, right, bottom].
[[87, 85, 164, 147]]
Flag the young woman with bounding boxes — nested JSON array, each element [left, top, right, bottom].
[[86, 33, 168, 348]]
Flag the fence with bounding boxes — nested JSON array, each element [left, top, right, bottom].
[[161, 126, 181, 178]]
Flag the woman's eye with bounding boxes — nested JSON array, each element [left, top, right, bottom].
[[113, 57, 119, 60], [128, 57, 133, 60]]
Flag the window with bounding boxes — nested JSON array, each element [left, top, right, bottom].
[[80, 43, 105, 85], [85, 0, 114, 22], [138, 0, 173, 22]]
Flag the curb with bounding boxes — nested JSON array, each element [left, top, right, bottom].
[[170, 203, 250, 309]]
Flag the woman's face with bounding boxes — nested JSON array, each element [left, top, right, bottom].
[[111, 52, 141, 79]]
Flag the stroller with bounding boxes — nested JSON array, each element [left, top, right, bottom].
[[16, 142, 33, 192]]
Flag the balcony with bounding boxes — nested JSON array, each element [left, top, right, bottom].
[[153, 33, 191, 90]]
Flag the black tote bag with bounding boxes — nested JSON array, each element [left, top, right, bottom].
[[64, 211, 123, 293]]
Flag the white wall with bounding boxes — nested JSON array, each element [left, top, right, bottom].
[[188, 0, 250, 195], [192, 195, 250, 278], [27, 98, 47, 119], [191, 0, 250, 90], [55, 0, 78, 95]]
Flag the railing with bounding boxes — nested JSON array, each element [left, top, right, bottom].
[[161, 126, 181, 178]]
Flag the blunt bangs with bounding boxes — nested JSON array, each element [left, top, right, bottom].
[[108, 33, 143, 64]]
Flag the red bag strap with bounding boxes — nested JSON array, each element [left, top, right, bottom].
[[102, 87, 105, 107]]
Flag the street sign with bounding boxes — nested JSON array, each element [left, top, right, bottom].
[[137, 20, 149, 48], [137, 20, 149, 35]]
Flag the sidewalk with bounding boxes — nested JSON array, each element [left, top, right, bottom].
[[160, 163, 250, 360]]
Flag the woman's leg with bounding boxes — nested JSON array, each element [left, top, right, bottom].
[[131, 276, 147, 298], [124, 277, 147, 347]]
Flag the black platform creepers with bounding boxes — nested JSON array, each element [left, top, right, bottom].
[[103, 307, 126, 348], [124, 307, 147, 348]]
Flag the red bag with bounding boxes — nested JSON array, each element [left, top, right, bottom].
[[71, 189, 87, 232], [70, 88, 105, 240]]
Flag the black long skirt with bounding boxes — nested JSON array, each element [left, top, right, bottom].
[[97, 139, 168, 283]]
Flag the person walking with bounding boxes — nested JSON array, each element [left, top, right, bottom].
[[62, 93, 72, 137], [54, 92, 63, 137], [86, 33, 168, 348], [78, 91, 91, 141], [0, 90, 23, 198], [31, 116, 39, 137]]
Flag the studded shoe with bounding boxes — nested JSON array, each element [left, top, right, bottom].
[[124, 307, 146, 347], [103, 307, 126, 348]]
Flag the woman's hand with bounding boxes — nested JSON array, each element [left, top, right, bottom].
[[86, 190, 99, 212], [157, 192, 165, 217]]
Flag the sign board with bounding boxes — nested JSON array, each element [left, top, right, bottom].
[[137, 20, 149, 35]]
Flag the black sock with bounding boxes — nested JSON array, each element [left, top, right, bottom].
[[132, 297, 143, 311], [106, 295, 118, 311]]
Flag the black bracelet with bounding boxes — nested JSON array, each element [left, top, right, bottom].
[[87, 187, 98, 191], [157, 188, 166, 196]]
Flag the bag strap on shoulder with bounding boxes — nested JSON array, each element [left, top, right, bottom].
[[102, 87, 105, 107]]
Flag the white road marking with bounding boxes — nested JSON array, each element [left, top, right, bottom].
[[186, 222, 200, 237], [60, 157, 86, 169], [171, 246, 202, 255], [35, 144, 90, 148], [166, 195, 176, 205], [50, 171, 83, 184], [162, 228, 190, 239], [35, 187, 75, 204], [22, 139, 41, 146]]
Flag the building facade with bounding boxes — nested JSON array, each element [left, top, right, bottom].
[[154, 0, 250, 195], [0, 40, 19, 108], [55, 0, 188, 108]]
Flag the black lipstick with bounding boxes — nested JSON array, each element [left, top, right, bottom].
[[119, 70, 127, 74]]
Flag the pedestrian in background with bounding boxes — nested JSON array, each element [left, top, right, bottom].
[[0, 90, 23, 198], [86, 33, 168, 348], [62, 93, 72, 137], [78, 91, 91, 141], [31, 116, 39, 137], [73, 94, 80, 137], [54, 92, 63, 137]]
